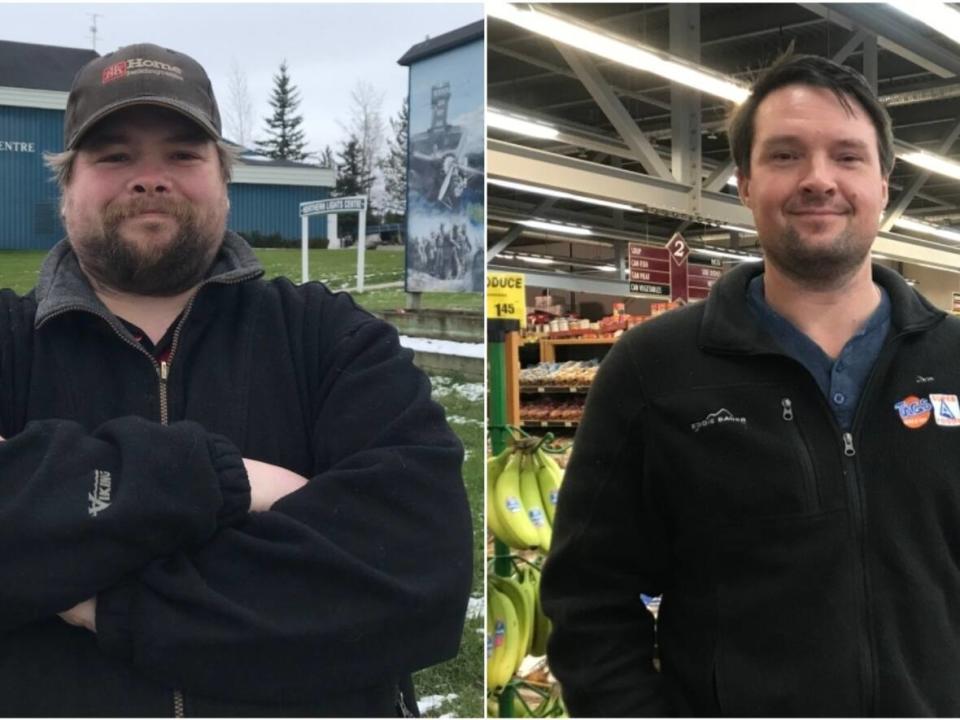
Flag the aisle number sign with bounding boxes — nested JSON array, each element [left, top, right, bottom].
[[487, 272, 527, 321]]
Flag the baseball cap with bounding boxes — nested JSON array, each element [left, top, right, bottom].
[[64, 43, 222, 150]]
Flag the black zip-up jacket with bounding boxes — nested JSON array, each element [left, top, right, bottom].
[[542, 260, 960, 717], [0, 233, 472, 717]]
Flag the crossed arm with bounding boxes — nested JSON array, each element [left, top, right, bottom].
[[0, 317, 470, 701], [55, 456, 308, 632]]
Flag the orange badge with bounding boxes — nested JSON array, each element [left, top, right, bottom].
[[894, 395, 933, 429]]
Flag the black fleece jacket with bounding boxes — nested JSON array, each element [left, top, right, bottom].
[[542, 261, 960, 717], [0, 233, 472, 717]]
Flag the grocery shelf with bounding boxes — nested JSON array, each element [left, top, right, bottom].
[[520, 420, 581, 428], [539, 336, 617, 362], [519, 384, 592, 394]]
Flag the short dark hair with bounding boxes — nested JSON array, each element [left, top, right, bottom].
[[728, 53, 895, 179]]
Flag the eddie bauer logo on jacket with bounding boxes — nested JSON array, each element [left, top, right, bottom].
[[88, 470, 112, 517], [690, 408, 747, 432]]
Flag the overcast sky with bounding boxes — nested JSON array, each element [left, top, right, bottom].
[[1, 2, 483, 158]]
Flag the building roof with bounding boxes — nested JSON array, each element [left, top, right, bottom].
[[397, 19, 483, 66], [0, 40, 98, 92]]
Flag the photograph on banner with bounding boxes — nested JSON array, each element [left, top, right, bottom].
[[404, 29, 484, 293], [486, 3, 960, 719], [0, 3, 484, 718]]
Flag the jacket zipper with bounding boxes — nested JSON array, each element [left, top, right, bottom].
[[40, 273, 257, 720], [396, 686, 414, 718], [780, 398, 819, 512], [764, 330, 912, 716]]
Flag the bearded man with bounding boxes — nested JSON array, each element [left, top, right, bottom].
[[542, 54, 960, 716], [0, 43, 471, 717]]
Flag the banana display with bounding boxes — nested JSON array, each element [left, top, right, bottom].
[[487, 563, 552, 689], [488, 435, 568, 716], [488, 441, 564, 552]]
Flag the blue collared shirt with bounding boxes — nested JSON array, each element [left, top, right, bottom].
[[746, 275, 891, 430]]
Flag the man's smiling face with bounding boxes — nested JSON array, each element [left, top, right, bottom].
[[62, 105, 229, 296], [738, 84, 889, 287]]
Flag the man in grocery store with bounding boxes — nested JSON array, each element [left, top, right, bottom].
[[542, 52, 960, 716], [0, 42, 472, 716]]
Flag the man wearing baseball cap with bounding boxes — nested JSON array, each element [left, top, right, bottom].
[[0, 43, 471, 717]]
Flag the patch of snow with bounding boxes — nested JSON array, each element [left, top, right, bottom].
[[418, 693, 458, 714], [431, 377, 484, 402], [466, 594, 484, 620], [446, 415, 483, 427], [400, 335, 484, 358]]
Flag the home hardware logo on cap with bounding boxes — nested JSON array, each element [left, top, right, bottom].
[[895, 395, 933, 429], [102, 58, 183, 85]]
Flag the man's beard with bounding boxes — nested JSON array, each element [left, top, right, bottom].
[[69, 195, 226, 296], [762, 222, 873, 291]]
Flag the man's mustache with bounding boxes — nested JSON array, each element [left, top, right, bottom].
[[102, 197, 192, 224]]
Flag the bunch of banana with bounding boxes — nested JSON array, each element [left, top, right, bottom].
[[489, 441, 564, 552], [486, 563, 554, 690], [487, 691, 568, 718]]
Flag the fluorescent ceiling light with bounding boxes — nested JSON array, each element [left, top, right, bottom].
[[517, 255, 557, 265], [893, 216, 960, 243], [487, 109, 559, 139], [518, 219, 594, 236], [599, 265, 618, 272], [488, 2, 751, 104], [693, 248, 763, 263], [887, 2, 960, 46], [727, 175, 738, 187], [898, 151, 960, 180], [720, 224, 758, 236], [488, 178, 637, 211]]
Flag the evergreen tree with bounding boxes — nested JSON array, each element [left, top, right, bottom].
[[334, 135, 375, 241], [335, 135, 374, 198], [255, 60, 308, 161], [380, 96, 408, 218]]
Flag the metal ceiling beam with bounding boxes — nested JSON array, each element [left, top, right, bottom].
[[489, 139, 960, 271], [487, 265, 635, 296], [489, 138, 754, 227], [670, 3, 703, 210], [554, 44, 674, 181], [832, 29, 866, 64], [488, 197, 558, 262], [488, 44, 672, 111], [803, 3, 956, 78], [705, 159, 736, 193], [863, 34, 878, 93], [881, 119, 960, 232]]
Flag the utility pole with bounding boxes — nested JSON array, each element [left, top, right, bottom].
[[88, 14, 101, 52]]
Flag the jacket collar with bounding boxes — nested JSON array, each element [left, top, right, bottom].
[[34, 230, 264, 329], [699, 258, 945, 355]]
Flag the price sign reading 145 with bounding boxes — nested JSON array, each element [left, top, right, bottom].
[[487, 272, 527, 321]]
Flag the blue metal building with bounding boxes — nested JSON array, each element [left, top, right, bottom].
[[0, 40, 334, 251]]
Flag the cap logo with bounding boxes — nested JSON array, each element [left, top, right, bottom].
[[101, 58, 183, 85], [101, 61, 127, 84]]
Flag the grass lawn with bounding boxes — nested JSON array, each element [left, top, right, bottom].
[[416, 374, 485, 718], [0, 248, 481, 315], [0, 246, 484, 717]]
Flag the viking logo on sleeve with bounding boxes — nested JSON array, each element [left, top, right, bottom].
[[87, 470, 112, 517], [930, 394, 960, 427], [894, 395, 933, 429]]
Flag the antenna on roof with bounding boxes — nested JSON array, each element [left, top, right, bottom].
[[88, 13, 102, 52]]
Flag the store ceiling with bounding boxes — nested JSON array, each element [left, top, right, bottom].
[[487, 3, 960, 276]]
